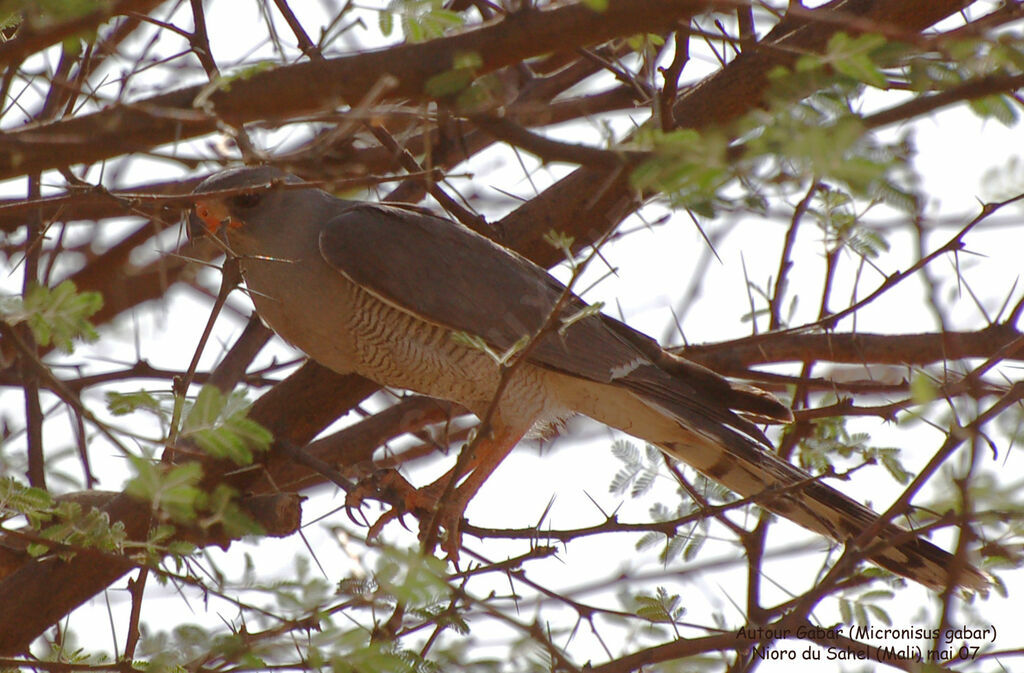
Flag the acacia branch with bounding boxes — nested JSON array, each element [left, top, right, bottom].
[[496, 0, 977, 266], [679, 324, 1024, 372], [0, 0, 165, 67], [0, 86, 638, 233], [0, 0, 709, 180], [864, 72, 1024, 130]]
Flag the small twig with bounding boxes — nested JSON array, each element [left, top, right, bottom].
[[863, 72, 1024, 131], [736, 3, 755, 50], [271, 0, 325, 61], [206, 314, 274, 393], [0, 324, 133, 462], [278, 441, 356, 494], [22, 174, 44, 489], [471, 114, 644, 168], [122, 567, 148, 662], [367, 121, 490, 235], [856, 379, 1024, 563], [188, 0, 260, 162], [166, 257, 242, 455], [769, 180, 819, 330], [657, 26, 690, 130]]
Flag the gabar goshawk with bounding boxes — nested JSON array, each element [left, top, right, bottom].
[[190, 165, 986, 591]]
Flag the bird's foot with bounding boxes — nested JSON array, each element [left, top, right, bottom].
[[342, 430, 519, 563], [415, 429, 525, 560], [343, 468, 428, 534], [343, 468, 467, 558], [387, 471, 471, 561], [421, 483, 471, 562]]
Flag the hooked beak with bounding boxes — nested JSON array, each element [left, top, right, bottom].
[[189, 199, 242, 238]]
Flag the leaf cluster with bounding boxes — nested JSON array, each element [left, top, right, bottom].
[[0, 280, 101, 353]]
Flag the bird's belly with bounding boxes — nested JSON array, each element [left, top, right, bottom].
[[240, 257, 563, 427], [342, 285, 551, 421], [240, 257, 363, 371]]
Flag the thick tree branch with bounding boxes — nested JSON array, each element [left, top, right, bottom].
[[0, 0, 708, 180], [680, 324, 1024, 372], [0, 0, 165, 67], [496, 0, 976, 266]]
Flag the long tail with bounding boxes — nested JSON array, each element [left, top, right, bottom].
[[557, 368, 987, 591], [652, 412, 987, 592]]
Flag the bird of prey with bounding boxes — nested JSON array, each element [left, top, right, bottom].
[[190, 165, 985, 591]]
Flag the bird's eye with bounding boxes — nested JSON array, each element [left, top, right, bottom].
[[231, 192, 263, 209]]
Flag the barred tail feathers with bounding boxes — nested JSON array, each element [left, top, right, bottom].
[[553, 370, 986, 591], [655, 427, 987, 592]]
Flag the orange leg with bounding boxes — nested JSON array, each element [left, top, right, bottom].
[[407, 424, 524, 559], [349, 423, 527, 559]]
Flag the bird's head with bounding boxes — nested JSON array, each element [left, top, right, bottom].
[[189, 165, 306, 244]]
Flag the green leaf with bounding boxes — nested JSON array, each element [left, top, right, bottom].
[[994, 35, 1024, 71], [0, 476, 54, 524], [634, 587, 684, 623], [1, 280, 102, 353], [826, 33, 888, 89], [200, 485, 263, 538], [378, 8, 394, 36], [452, 51, 481, 71], [408, 6, 462, 40], [542, 230, 576, 260], [181, 386, 272, 465], [5, 0, 101, 28], [839, 597, 853, 624], [28, 500, 127, 558], [609, 440, 662, 497], [425, 67, 474, 98], [0, 12, 19, 32], [630, 128, 731, 211], [910, 372, 937, 405], [386, 0, 464, 42], [968, 94, 1019, 126], [611, 438, 639, 464], [682, 532, 706, 562], [867, 604, 893, 625], [452, 72, 506, 112], [106, 390, 162, 416], [626, 33, 664, 51], [876, 449, 912, 485], [125, 457, 204, 523], [374, 546, 450, 606]]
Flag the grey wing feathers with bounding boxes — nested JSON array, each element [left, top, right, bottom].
[[318, 203, 789, 443]]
